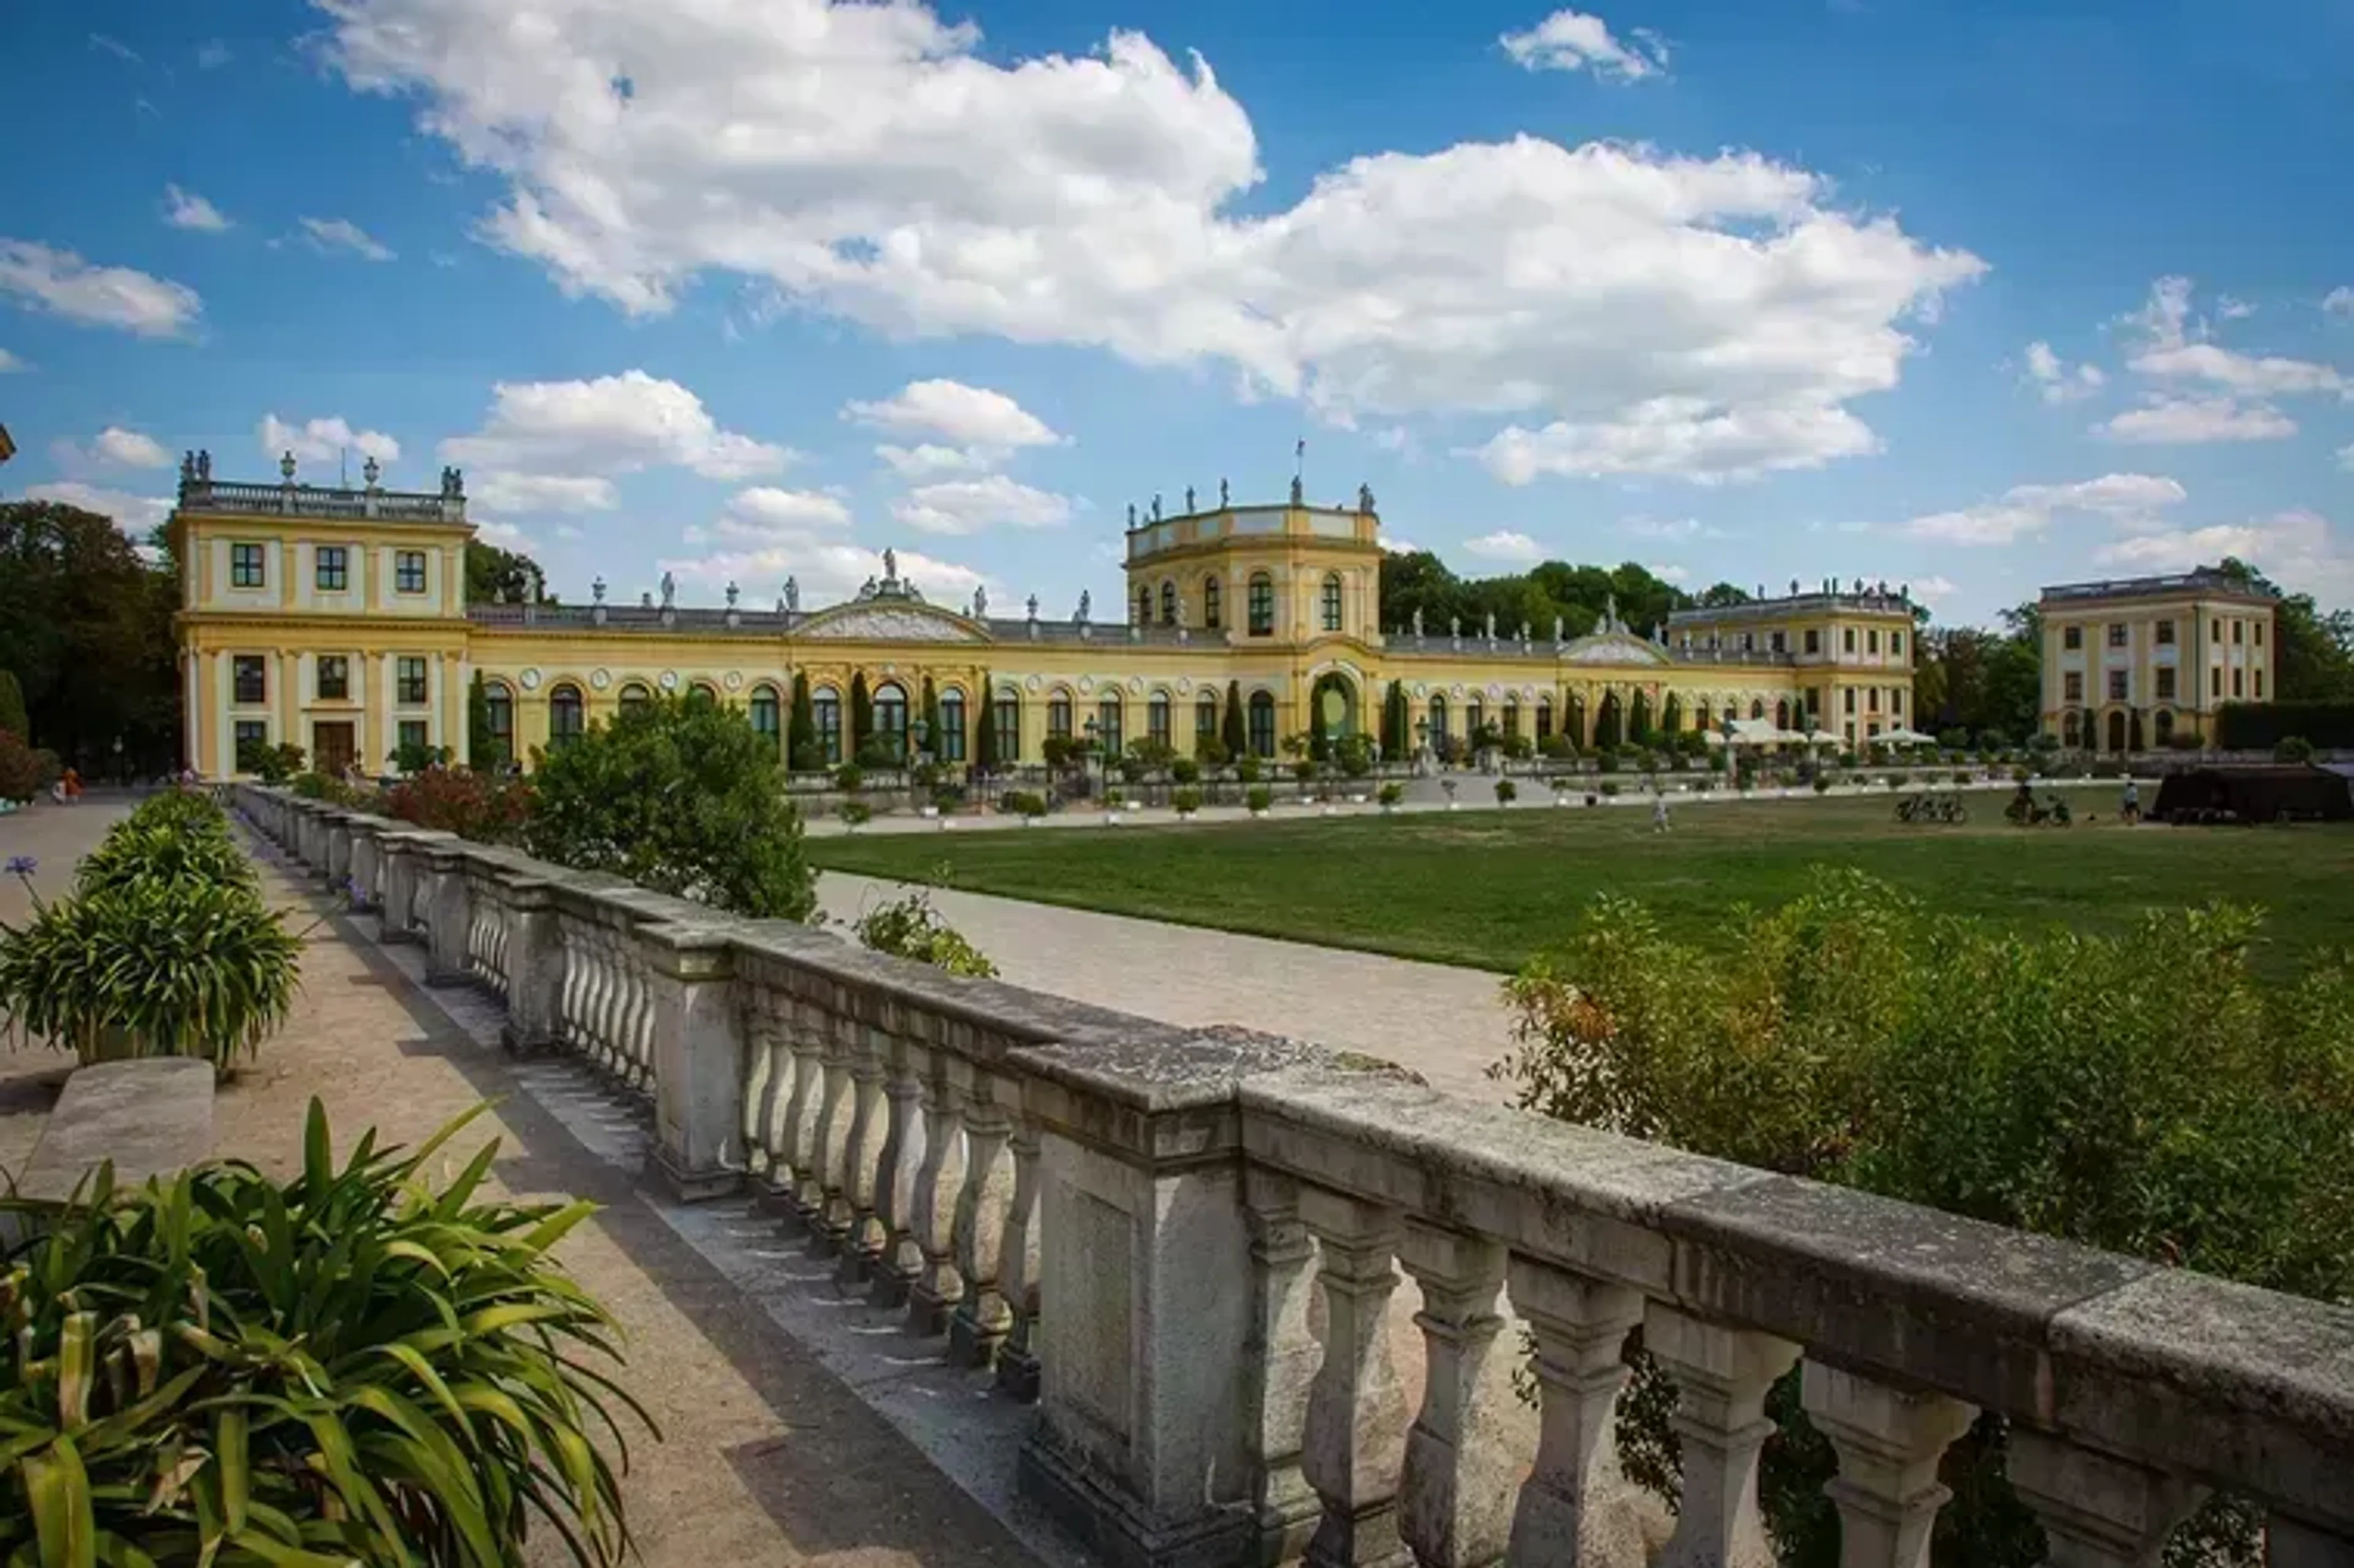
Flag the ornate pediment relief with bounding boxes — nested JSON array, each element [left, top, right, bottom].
[[792, 604, 989, 643], [1561, 631, 1669, 666]]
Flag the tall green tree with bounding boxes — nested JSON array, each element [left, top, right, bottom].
[[849, 671, 872, 750], [920, 674, 942, 758], [466, 671, 506, 771], [976, 672, 1002, 773], [1381, 679, 1407, 753], [788, 672, 818, 771], [464, 541, 555, 605], [525, 693, 816, 920], [1222, 679, 1246, 758], [0, 500, 180, 774]]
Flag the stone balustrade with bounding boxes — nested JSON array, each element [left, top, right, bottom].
[[236, 784, 2354, 1568]]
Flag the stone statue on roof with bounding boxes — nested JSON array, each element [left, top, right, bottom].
[[1602, 592, 1619, 631], [660, 570, 676, 608], [883, 547, 898, 582], [1219, 478, 1230, 506], [1152, 493, 1163, 521], [1553, 614, 1564, 642], [1485, 611, 1497, 639], [1412, 607, 1424, 637], [1358, 482, 1375, 512], [1289, 474, 1304, 506], [1026, 593, 1039, 620], [784, 576, 799, 612], [1185, 485, 1196, 512], [1077, 589, 1091, 623]]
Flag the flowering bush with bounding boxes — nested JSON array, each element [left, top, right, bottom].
[[383, 764, 533, 845]]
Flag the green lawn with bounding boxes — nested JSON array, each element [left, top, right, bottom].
[[807, 786, 2354, 976]]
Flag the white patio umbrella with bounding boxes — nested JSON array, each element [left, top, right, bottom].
[[1878, 726, 1938, 746]]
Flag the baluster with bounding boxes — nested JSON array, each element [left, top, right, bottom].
[[740, 992, 779, 1179], [805, 1013, 856, 1255], [1503, 1259, 1643, 1568], [1798, 1361, 1974, 1568], [586, 926, 618, 1070], [775, 999, 828, 1230], [1244, 1171, 1327, 1564], [1298, 1187, 1409, 1568], [870, 1029, 927, 1308], [834, 1021, 890, 1286], [947, 1067, 1015, 1367], [904, 1051, 969, 1336], [992, 1111, 1045, 1400], [620, 934, 653, 1092], [2006, 1432, 2202, 1568], [555, 924, 582, 1049], [1645, 1304, 1802, 1568], [1396, 1223, 1534, 1568]]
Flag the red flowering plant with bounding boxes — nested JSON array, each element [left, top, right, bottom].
[[381, 764, 533, 845]]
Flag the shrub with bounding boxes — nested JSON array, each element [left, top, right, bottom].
[[1246, 785, 1273, 813], [1812, 776, 1830, 794], [854, 735, 903, 771], [0, 729, 42, 802], [1377, 782, 1404, 807], [0, 1100, 650, 1565], [527, 693, 816, 920], [1599, 780, 1620, 797], [1539, 734, 1575, 761], [839, 799, 873, 828], [2166, 730, 2203, 752], [1494, 779, 1517, 804], [931, 783, 964, 812], [1197, 737, 1231, 767], [384, 766, 533, 845], [1173, 786, 1203, 814], [1171, 755, 1202, 786], [240, 738, 307, 785], [1596, 753, 1621, 775], [73, 810, 255, 899], [2275, 735, 2315, 763], [1236, 755, 1263, 784], [1952, 769, 1973, 785], [834, 763, 866, 794], [1290, 758, 1317, 785], [853, 887, 997, 978], [1883, 773, 1903, 789], [2012, 765, 2033, 783], [1103, 788, 1125, 809], [1001, 790, 1048, 818]]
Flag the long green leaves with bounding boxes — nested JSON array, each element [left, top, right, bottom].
[[0, 1098, 655, 1566]]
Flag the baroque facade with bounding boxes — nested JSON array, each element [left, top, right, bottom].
[[2036, 568, 2279, 750], [171, 455, 1921, 777]]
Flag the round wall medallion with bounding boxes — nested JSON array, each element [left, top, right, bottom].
[[658, 670, 680, 691], [519, 668, 543, 692], [1414, 682, 1428, 698], [1488, 683, 1503, 700], [1451, 683, 1466, 699], [723, 671, 744, 691], [1024, 674, 1043, 693], [1128, 676, 1145, 695], [1177, 677, 1192, 695], [1078, 676, 1095, 694], [1522, 685, 1537, 701], [585, 669, 608, 691]]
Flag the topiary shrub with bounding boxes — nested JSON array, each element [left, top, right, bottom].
[[839, 799, 873, 829], [1377, 782, 1404, 809], [1246, 785, 1273, 814], [1173, 786, 1203, 815], [0, 1100, 652, 1566], [2275, 735, 2315, 764], [1494, 779, 1517, 805]]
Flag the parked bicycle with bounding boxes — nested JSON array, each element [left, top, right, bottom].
[[1895, 793, 1967, 824]]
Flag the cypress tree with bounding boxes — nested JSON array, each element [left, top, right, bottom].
[[921, 674, 942, 758], [1382, 679, 1407, 753], [1222, 679, 1247, 758], [788, 672, 817, 770], [850, 671, 873, 750], [467, 671, 502, 770], [976, 672, 1001, 773]]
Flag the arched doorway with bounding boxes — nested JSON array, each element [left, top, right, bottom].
[[1775, 699, 1791, 731], [2154, 709, 2174, 748], [1308, 671, 1360, 745], [2106, 709, 2127, 753], [2062, 710, 2081, 748], [1594, 691, 1625, 749]]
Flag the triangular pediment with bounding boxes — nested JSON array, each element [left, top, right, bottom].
[[1562, 630, 1669, 666], [793, 601, 989, 643]]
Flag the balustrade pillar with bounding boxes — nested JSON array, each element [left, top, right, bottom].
[[422, 848, 473, 987], [1645, 1304, 1801, 1568], [378, 839, 421, 944], [904, 1052, 969, 1335], [769, 999, 827, 1228], [805, 1014, 858, 1254], [641, 923, 746, 1201], [1298, 1186, 1411, 1568], [1504, 1259, 1644, 1568], [1397, 1222, 1535, 1568], [2006, 1432, 2201, 1568], [993, 1113, 1045, 1400], [1798, 1361, 1975, 1568], [498, 880, 564, 1056], [948, 1070, 1016, 1367], [834, 1022, 890, 1287], [870, 1033, 927, 1308], [323, 816, 352, 889], [348, 826, 379, 911], [1243, 1169, 1322, 1566]]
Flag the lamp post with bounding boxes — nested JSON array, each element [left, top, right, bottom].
[[1082, 717, 1100, 798], [112, 734, 125, 786]]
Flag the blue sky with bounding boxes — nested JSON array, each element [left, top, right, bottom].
[[4, 0, 2350, 624]]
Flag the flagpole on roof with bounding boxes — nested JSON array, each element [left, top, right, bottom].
[[1295, 436, 1306, 496]]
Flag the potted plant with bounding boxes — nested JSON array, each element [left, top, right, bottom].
[[1495, 778, 1517, 807], [1377, 781, 1404, 814], [1247, 785, 1273, 818], [1103, 786, 1126, 824], [1173, 786, 1203, 821], [1014, 790, 1048, 826], [839, 799, 873, 832], [1441, 778, 1460, 811]]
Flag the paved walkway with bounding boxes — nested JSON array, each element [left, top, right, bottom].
[[1, 797, 1073, 1568], [819, 872, 1520, 1102]]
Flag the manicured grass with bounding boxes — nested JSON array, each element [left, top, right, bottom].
[[807, 786, 2354, 976]]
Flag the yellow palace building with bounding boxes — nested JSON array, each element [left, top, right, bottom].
[[171, 452, 1919, 778]]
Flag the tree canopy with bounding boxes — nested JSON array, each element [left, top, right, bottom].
[[0, 500, 180, 772], [465, 541, 556, 605], [1377, 552, 1694, 639]]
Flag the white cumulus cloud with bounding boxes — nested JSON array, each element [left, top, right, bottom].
[[319, 0, 1983, 486], [441, 371, 791, 493], [2022, 341, 2105, 404], [889, 474, 1073, 535], [1500, 9, 1670, 80], [1901, 473, 2186, 547], [1463, 530, 1546, 562], [259, 415, 402, 468], [299, 216, 395, 261], [2095, 509, 2354, 607], [0, 240, 202, 338], [163, 186, 230, 232], [23, 481, 175, 536], [2097, 396, 2297, 445], [0, 348, 24, 373], [2098, 276, 2346, 445], [91, 427, 173, 468], [2323, 286, 2353, 321], [470, 472, 619, 512], [844, 379, 1063, 451]]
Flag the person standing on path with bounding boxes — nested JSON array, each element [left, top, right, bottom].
[[1651, 790, 1670, 833], [2122, 778, 2141, 824]]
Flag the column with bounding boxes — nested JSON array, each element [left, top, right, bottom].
[[213, 650, 232, 774], [1645, 1304, 1801, 1568], [422, 847, 473, 988], [182, 654, 202, 777], [377, 652, 397, 772], [947, 1070, 1015, 1368], [454, 655, 472, 766], [1243, 1170, 1322, 1565], [1798, 1360, 1975, 1568], [498, 880, 565, 1056], [641, 923, 747, 1201]]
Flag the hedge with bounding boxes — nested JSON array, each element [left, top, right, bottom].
[[2215, 701, 2354, 750]]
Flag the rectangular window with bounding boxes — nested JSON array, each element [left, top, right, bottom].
[[1892, 690, 1904, 717], [2232, 668, 2244, 698], [316, 655, 349, 701], [2231, 620, 2243, 645], [315, 546, 349, 592], [1769, 631, 1786, 653], [1247, 696, 1276, 758], [2155, 667, 2176, 701], [397, 720, 430, 756], [230, 542, 267, 589], [232, 655, 267, 705], [1867, 687, 1880, 712], [1843, 687, 1856, 714], [2155, 620, 2174, 645], [2108, 670, 2128, 701], [1891, 633, 1903, 657], [1048, 697, 1072, 740], [992, 699, 1019, 764], [233, 720, 268, 762], [396, 656, 428, 705], [1247, 576, 1274, 636], [2254, 622, 2264, 647], [395, 550, 429, 595], [2063, 672, 2084, 702], [1148, 699, 1171, 750], [1842, 627, 1856, 654], [2254, 668, 2264, 699], [1095, 698, 1122, 756], [2211, 618, 2222, 642], [2212, 667, 2223, 698], [2107, 623, 2128, 649], [1867, 630, 1880, 655], [2063, 625, 2082, 650], [815, 697, 842, 764], [1804, 628, 1820, 655]]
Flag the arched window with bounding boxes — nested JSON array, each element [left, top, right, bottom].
[[813, 687, 842, 763], [874, 683, 908, 747], [2153, 709, 2174, 747], [1466, 698, 1485, 740], [1751, 699, 1766, 720], [1095, 696, 1123, 756], [1247, 573, 1274, 636], [689, 680, 718, 705], [1195, 692, 1220, 745], [990, 691, 1020, 766], [1775, 699, 1791, 731], [1160, 580, 1177, 626], [619, 682, 651, 714], [749, 685, 781, 752], [1427, 694, 1449, 743], [1204, 576, 1222, 630], [1048, 693, 1073, 740], [1536, 696, 1553, 742], [939, 688, 967, 762], [1136, 585, 1152, 626], [1247, 690, 1276, 756], [482, 681, 514, 765], [549, 683, 584, 747], [1320, 573, 1343, 633], [1148, 692, 1171, 749], [2062, 710, 2081, 747], [1502, 699, 1520, 740]]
